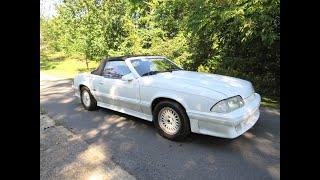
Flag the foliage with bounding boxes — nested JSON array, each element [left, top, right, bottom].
[[40, 0, 280, 98]]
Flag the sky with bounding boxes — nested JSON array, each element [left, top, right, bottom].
[[40, 0, 61, 19]]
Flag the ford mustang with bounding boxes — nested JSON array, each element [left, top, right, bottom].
[[72, 55, 261, 140]]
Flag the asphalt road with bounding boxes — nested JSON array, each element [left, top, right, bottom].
[[40, 74, 280, 180]]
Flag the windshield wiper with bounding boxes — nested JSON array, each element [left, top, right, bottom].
[[171, 68, 183, 71], [141, 70, 172, 77], [141, 71, 161, 77]]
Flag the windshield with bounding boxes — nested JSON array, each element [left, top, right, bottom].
[[131, 58, 183, 76]]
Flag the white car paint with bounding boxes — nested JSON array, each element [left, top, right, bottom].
[[73, 56, 261, 139]]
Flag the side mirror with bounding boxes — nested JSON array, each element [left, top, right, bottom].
[[121, 73, 135, 81]]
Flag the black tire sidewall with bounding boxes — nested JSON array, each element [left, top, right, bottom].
[[153, 101, 190, 140]]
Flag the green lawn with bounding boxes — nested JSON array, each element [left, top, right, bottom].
[[40, 51, 279, 109], [261, 97, 280, 109], [40, 51, 98, 78]]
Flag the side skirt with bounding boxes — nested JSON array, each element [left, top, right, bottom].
[[97, 102, 153, 122]]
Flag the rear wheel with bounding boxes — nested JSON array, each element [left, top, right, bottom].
[[80, 86, 97, 111], [153, 100, 191, 140]]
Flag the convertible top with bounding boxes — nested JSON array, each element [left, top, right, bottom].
[[102, 55, 164, 62], [93, 55, 163, 75], [104, 56, 132, 61]]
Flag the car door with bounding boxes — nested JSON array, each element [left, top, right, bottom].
[[95, 60, 141, 112], [90, 74, 107, 103]]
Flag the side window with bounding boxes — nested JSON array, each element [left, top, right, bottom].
[[102, 61, 131, 79], [131, 59, 152, 76]]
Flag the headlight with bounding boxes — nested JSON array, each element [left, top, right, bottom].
[[210, 96, 244, 113]]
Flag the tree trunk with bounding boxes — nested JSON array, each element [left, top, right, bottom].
[[85, 58, 89, 70]]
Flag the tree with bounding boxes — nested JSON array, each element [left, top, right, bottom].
[[40, 0, 280, 97]]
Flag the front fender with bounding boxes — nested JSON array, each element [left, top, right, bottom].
[[139, 85, 216, 118], [149, 91, 215, 114], [73, 73, 94, 99], [150, 93, 190, 111]]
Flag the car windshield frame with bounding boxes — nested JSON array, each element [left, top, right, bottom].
[[127, 57, 183, 77]]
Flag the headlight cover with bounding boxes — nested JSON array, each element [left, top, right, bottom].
[[210, 95, 244, 113]]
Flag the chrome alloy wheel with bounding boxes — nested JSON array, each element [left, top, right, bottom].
[[82, 90, 91, 107], [158, 107, 181, 135]]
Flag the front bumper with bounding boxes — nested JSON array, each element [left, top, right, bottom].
[[188, 93, 261, 139], [72, 85, 80, 98]]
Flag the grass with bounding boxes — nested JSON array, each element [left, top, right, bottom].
[[40, 51, 98, 78], [41, 50, 280, 109], [261, 97, 279, 109]]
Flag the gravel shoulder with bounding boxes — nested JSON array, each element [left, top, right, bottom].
[[40, 109, 135, 180]]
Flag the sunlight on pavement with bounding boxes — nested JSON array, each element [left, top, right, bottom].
[[88, 172, 104, 180], [78, 144, 107, 165], [58, 143, 135, 180], [86, 129, 99, 139], [60, 97, 75, 104], [243, 132, 255, 139]]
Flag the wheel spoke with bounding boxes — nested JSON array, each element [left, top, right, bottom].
[[82, 91, 91, 107], [158, 107, 181, 135]]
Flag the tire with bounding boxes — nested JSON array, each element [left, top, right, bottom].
[[80, 86, 98, 111], [153, 100, 191, 141]]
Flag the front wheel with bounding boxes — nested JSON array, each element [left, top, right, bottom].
[[153, 100, 191, 141], [80, 86, 98, 111]]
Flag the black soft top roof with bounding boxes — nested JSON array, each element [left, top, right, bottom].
[[93, 55, 161, 75], [103, 55, 160, 61]]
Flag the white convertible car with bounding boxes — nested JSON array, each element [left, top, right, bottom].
[[73, 56, 261, 140]]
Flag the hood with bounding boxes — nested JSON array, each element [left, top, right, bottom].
[[157, 70, 254, 98]]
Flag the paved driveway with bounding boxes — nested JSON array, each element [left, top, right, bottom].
[[40, 74, 280, 180]]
